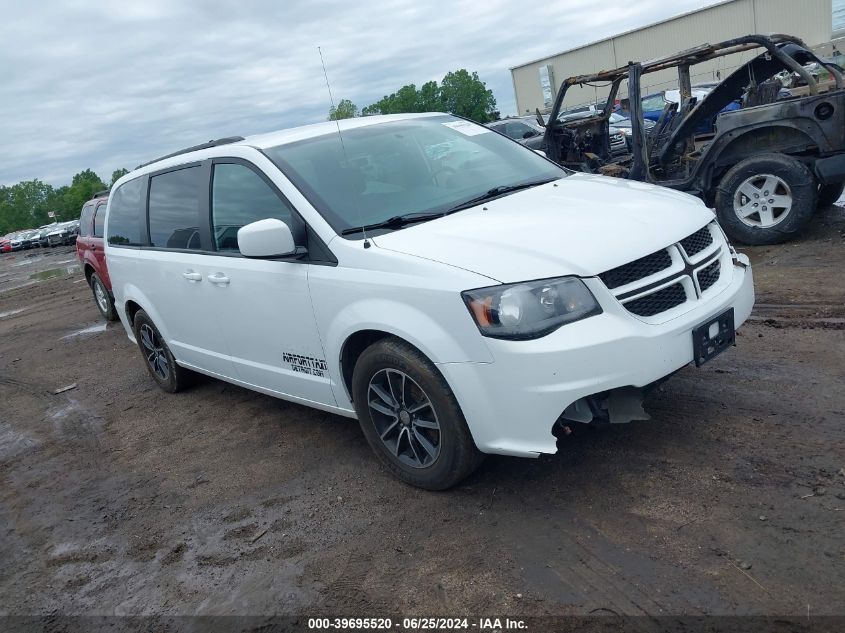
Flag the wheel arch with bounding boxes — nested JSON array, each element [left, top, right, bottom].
[[706, 124, 819, 190], [118, 285, 174, 347], [339, 330, 447, 405], [339, 329, 392, 403], [330, 307, 493, 410], [124, 299, 143, 326]]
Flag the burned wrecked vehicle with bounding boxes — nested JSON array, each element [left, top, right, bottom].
[[539, 35, 845, 245]]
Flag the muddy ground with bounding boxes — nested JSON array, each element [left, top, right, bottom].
[[1, 207, 844, 621]]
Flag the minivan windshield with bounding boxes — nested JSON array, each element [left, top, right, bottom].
[[265, 115, 566, 236]]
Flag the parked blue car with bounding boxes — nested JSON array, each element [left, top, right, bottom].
[[640, 88, 740, 134]]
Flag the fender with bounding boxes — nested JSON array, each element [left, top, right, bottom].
[[320, 297, 494, 410], [115, 283, 170, 348]]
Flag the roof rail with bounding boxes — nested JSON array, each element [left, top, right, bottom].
[[136, 136, 245, 169], [93, 189, 110, 198]]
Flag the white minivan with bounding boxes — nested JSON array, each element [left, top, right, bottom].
[[106, 113, 754, 489]]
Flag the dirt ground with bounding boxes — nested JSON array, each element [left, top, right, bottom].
[[1, 206, 844, 620]]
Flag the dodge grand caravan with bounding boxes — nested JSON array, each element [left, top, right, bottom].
[[106, 113, 754, 489]]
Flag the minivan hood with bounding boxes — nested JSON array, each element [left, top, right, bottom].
[[371, 173, 715, 283]]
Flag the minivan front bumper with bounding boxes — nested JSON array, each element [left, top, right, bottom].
[[438, 257, 754, 457]]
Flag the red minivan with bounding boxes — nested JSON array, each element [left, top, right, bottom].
[[76, 192, 118, 320]]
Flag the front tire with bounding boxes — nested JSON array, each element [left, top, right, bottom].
[[90, 273, 118, 321], [715, 153, 816, 245], [351, 338, 483, 490], [132, 310, 192, 393]]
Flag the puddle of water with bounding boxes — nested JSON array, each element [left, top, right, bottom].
[[0, 307, 27, 318], [61, 323, 107, 339], [30, 264, 80, 281]]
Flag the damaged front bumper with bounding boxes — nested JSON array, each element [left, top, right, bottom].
[[437, 256, 754, 458]]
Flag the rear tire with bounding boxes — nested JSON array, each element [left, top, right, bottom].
[[132, 310, 192, 393], [817, 181, 845, 207], [90, 273, 118, 321], [351, 338, 483, 490], [715, 153, 816, 245]]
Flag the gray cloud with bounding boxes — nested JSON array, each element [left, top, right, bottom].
[[0, 0, 719, 186]]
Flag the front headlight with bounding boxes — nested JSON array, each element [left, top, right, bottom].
[[462, 277, 602, 340]]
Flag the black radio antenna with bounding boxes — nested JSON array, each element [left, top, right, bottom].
[[318, 46, 369, 247]]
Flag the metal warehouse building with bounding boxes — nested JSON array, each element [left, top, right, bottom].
[[510, 0, 834, 115]]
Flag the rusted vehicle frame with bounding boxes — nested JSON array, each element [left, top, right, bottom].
[[541, 34, 844, 192]]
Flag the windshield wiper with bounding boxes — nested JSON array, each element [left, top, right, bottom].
[[444, 178, 559, 214], [340, 212, 446, 236], [340, 178, 560, 236]]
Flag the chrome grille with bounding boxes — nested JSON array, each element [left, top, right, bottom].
[[610, 133, 626, 151], [598, 249, 672, 290], [625, 283, 687, 317], [680, 225, 713, 257]]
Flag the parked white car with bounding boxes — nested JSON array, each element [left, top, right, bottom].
[[106, 113, 754, 489]]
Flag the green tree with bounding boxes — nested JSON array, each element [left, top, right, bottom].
[[328, 99, 358, 121], [364, 84, 428, 115], [361, 70, 495, 122], [111, 168, 129, 186], [418, 80, 443, 112], [0, 179, 56, 233], [60, 169, 106, 221], [45, 185, 69, 223], [0, 169, 109, 233], [439, 69, 497, 123]]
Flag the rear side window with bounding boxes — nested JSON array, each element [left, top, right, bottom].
[[93, 204, 106, 238], [107, 177, 144, 246], [211, 163, 296, 252], [79, 203, 94, 237], [148, 166, 202, 250]]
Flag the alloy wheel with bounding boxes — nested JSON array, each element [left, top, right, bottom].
[[93, 279, 109, 314], [367, 368, 441, 468], [733, 173, 793, 228], [139, 323, 170, 381]]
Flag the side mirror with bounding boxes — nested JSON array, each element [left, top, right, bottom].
[[522, 130, 537, 139], [533, 149, 547, 158], [238, 219, 296, 258]]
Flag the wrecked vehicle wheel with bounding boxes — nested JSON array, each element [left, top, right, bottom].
[[716, 153, 816, 245], [817, 181, 845, 208]]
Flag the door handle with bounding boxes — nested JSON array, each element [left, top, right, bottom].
[[207, 273, 230, 286], [182, 271, 202, 282]]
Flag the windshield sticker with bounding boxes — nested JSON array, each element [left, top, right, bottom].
[[442, 120, 490, 136], [283, 352, 328, 377]]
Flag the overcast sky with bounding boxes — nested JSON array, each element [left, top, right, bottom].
[[0, 0, 722, 187]]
